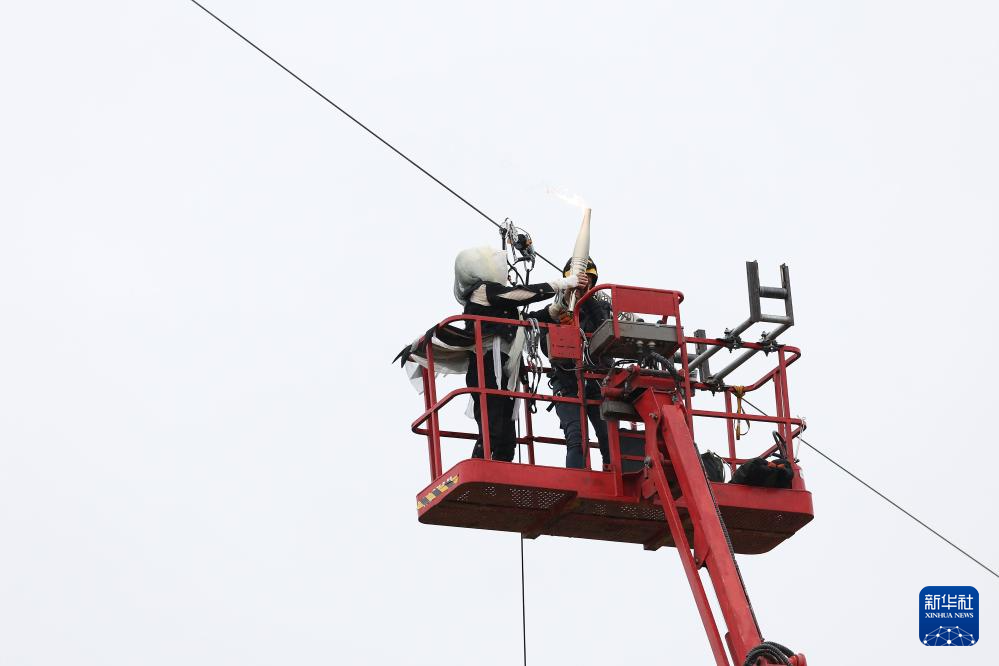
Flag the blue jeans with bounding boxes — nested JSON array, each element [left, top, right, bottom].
[[555, 401, 609, 469]]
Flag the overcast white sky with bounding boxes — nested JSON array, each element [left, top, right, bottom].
[[2, 2, 998, 664]]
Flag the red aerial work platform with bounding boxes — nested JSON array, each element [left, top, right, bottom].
[[408, 267, 811, 666]]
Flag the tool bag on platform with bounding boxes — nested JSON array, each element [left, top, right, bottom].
[[701, 451, 726, 483], [730, 456, 794, 489]]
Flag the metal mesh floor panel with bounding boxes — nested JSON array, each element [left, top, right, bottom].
[[719, 505, 811, 536], [419, 478, 812, 553], [575, 498, 666, 523], [451, 483, 571, 511]]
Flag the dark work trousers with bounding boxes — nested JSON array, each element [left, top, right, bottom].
[[555, 399, 609, 469], [467, 351, 517, 462]]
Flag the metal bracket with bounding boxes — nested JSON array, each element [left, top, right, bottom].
[[688, 261, 795, 385], [692, 328, 711, 384], [758, 334, 781, 356], [747, 261, 794, 329], [722, 328, 743, 350]]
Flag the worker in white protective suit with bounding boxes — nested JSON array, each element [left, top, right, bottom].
[[454, 247, 577, 461]]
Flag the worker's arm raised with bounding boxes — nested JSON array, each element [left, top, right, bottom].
[[469, 275, 577, 308]]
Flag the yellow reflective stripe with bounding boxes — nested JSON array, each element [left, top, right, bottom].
[[416, 474, 460, 511]]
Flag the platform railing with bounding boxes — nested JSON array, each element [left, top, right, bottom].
[[410, 312, 584, 479], [410, 284, 804, 488]]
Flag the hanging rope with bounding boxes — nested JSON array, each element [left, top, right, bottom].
[[733, 385, 751, 440], [515, 418, 528, 665]]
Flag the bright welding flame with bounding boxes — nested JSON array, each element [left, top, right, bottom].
[[546, 186, 589, 211]]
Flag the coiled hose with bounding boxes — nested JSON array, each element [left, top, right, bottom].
[[645, 350, 681, 382], [743, 641, 795, 666]]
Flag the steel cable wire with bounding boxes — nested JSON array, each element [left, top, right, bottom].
[[740, 396, 999, 579], [188, 0, 561, 272]]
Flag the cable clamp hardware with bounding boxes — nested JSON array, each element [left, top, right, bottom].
[[758, 333, 782, 355], [723, 328, 743, 350]]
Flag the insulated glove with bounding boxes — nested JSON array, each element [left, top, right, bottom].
[[547, 302, 573, 325], [549, 274, 579, 290]]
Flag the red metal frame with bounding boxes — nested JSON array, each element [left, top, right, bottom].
[[408, 284, 809, 665]]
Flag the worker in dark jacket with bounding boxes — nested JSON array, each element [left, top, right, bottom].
[[532, 257, 613, 469], [454, 247, 577, 462]]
